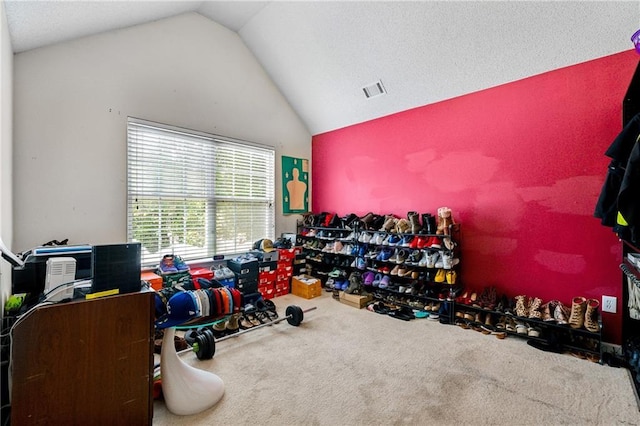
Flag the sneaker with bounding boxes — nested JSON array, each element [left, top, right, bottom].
[[356, 257, 367, 270], [427, 251, 439, 268], [388, 235, 402, 246], [341, 232, 356, 241], [381, 248, 393, 261], [401, 235, 414, 247], [418, 250, 429, 267], [159, 254, 179, 273], [173, 255, 190, 272], [434, 252, 444, 268], [372, 273, 383, 287], [328, 268, 343, 278], [325, 278, 336, 291], [426, 236, 441, 249], [406, 250, 421, 265], [366, 249, 380, 259], [395, 249, 408, 264], [441, 252, 460, 269], [372, 232, 385, 245], [362, 271, 375, 286], [379, 275, 390, 289], [415, 236, 428, 249], [388, 248, 400, 263]]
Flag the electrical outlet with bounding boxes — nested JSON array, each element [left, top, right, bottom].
[[602, 296, 617, 313]]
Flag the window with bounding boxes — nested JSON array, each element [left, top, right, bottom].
[[127, 118, 275, 266]]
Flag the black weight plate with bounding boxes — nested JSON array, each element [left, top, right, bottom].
[[286, 305, 304, 326], [195, 333, 208, 360], [203, 328, 216, 359]]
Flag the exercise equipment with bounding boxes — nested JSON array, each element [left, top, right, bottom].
[[184, 305, 316, 360]]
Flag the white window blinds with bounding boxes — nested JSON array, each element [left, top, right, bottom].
[[127, 118, 275, 266]]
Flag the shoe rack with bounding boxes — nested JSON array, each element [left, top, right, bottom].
[[297, 212, 462, 325], [621, 239, 640, 408], [452, 298, 602, 362]]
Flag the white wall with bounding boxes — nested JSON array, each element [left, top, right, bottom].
[[13, 12, 311, 253], [0, 0, 13, 310]]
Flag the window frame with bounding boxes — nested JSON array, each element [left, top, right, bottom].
[[126, 117, 276, 267]]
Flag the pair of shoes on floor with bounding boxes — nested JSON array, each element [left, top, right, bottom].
[[212, 314, 241, 337], [387, 306, 415, 321], [368, 301, 391, 314], [153, 329, 188, 354], [238, 299, 279, 329]]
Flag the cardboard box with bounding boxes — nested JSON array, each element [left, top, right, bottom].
[[275, 280, 289, 292], [277, 248, 296, 263], [141, 271, 162, 291], [250, 250, 279, 262], [276, 265, 293, 280], [235, 279, 258, 294], [339, 291, 373, 309], [190, 267, 214, 282], [258, 283, 275, 299], [227, 258, 258, 276], [274, 288, 289, 298], [291, 275, 322, 299], [258, 261, 278, 272], [160, 270, 192, 288], [258, 270, 276, 284]]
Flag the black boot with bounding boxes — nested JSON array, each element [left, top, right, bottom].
[[421, 213, 435, 234]]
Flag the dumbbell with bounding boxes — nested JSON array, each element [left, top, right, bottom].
[[181, 305, 316, 360]]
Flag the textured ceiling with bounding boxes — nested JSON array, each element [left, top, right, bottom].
[[4, 1, 640, 135]]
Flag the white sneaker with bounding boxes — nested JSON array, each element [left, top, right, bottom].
[[388, 248, 399, 263], [427, 251, 440, 269], [418, 250, 429, 267]]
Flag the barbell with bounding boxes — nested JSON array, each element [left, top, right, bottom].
[[180, 304, 317, 360]]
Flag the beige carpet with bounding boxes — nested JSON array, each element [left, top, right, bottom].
[[152, 292, 640, 425]]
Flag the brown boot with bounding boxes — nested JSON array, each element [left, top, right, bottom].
[[381, 215, 397, 232], [360, 212, 375, 229], [514, 295, 529, 317], [584, 299, 601, 333], [569, 296, 587, 329], [395, 218, 411, 234], [528, 297, 542, 319], [407, 212, 421, 234], [437, 207, 454, 236]]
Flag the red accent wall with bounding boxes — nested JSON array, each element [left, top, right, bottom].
[[312, 50, 639, 344]]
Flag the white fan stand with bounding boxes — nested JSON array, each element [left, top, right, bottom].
[[160, 327, 225, 415]]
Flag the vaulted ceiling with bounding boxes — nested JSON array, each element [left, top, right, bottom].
[[4, 1, 639, 135]]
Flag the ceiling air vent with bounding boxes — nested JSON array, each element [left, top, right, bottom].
[[362, 80, 386, 99]]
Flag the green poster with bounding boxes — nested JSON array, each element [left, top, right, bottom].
[[282, 156, 309, 214]]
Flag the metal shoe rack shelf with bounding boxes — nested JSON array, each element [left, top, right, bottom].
[[451, 302, 603, 361], [298, 221, 462, 325], [621, 239, 640, 408]]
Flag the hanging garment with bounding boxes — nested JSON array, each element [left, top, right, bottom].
[[595, 113, 640, 242]]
